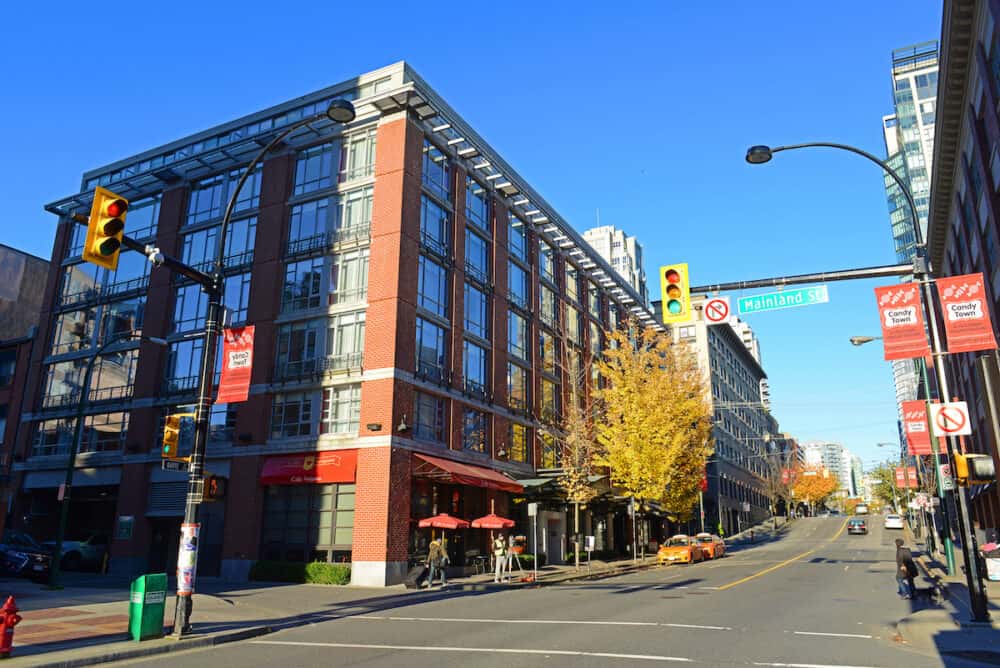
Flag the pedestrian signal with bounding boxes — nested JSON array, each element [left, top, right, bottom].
[[82, 187, 128, 270], [660, 263, 691, 324], [954, 453, 996, 486], [203, 475, 228, 502]]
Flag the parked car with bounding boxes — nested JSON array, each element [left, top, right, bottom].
[[847, 518, 868, 535], [42, 533, 108, 571], [0, 531, 51, 580], [694, 533, 726, 559], [884, 514, 905, 530], [657, 535, 705, 564]]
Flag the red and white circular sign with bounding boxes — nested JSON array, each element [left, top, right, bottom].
[[929, 402, 972, 436], [704, 297, 731, 324]]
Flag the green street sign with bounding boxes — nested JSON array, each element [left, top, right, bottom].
[[737, 286, 829, 315]]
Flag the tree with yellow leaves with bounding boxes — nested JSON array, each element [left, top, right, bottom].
[[595, 322, 714, 529], [792, 465, 839, 513]]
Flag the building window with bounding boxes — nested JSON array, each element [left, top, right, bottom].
[[418, 256, 449, 318], [51, 309, 96, 355], [340, 128, 377, 182], [106, 250, 150, 294], [540, 331, 559, 375], [261, 483, 355, 564], [508, 423, 529, 463], [336, 187, 374, 237], [326, 311, 365, 370], [565, 266, 579, 302], [0, 405, 7, 442], [329, 249, 369, 305], [182, 217, 256, 269], [566, 306, 582, 346], [295, 142, 337, 195], [539, 431, 559, 468], [464, 283, 489, 340], [276, 320, 323, 378], [507, 362, 529, 411], [210, 403, 236, 442], [224, 272, 252, 325], [321, 384, 361, 434], [541, 378, 559, 423], [422, 140, 451, 202], [81, 412, 128, 453], [124, 195, 160, 241], [462, 408, 487, 453], [420, 196, 450, 257], [508, 262, 529, 310], [31, 418, 75, 457], [271, 392, 314, 438], [463, 340, 488, 397], [540, 285, 558, 329], [414, 392, 445, 443], [173, 284, 206, 333], [508, 311, 529, 361], [288, 199, 330, 252], [282, 257, 324, 313], [416, 317, 447, 381], [509, 214, 527, 263], [466, 177, 490, 233], [89, 349, 138, 402], [588, 283, 601, 319], [465, 230, 490, 284], [539, 239, 555, 283], [186, 167, 261, 226]]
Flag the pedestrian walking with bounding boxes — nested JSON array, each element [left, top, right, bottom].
[[425, 539, 446, 587], [895, 538, 917, 599], [493, 533, 507, 583]]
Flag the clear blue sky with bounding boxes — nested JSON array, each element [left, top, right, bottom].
[[2, 1, 942, 470]]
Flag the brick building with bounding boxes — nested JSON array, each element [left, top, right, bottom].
[[27, 62, 662, 585]]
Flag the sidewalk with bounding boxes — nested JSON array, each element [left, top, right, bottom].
[[894, 526, 1000, 663], [3, 520, 790, 667]]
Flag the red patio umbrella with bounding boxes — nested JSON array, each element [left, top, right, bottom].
[[471, 513, 515, 529], [418, 513, 470, 530]]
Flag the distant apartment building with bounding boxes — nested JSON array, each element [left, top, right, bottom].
[[581, 225, 648, 307], [802, 442, 853, 494], [0, 245, 49, 535]]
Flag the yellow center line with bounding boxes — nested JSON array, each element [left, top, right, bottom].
[[717, 519, 848, 591]]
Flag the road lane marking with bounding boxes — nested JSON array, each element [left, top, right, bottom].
[[663, 623, 732, 630], [355, 615, 731, 631], [718, 520, 848, 591], [250, 640, 694, 662], [753, 663, 880, 668], [792, 631, 873, 639]]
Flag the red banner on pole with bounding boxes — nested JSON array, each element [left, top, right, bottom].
[[901, 400, 932, 455], [875, 283, 931, 360], [894, 466, 919, 489], [216, 325, 255, 404], [936, 273, 998, 353]]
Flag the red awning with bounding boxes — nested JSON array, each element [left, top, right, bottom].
[[260, 450, 357, 485], [412, 453, 524, 493]]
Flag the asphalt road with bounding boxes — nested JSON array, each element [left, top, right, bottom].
[[119, 517, 950, 667]]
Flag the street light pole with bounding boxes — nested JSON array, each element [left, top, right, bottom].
[[171, 99, 356, 636], [48, 333, 166, 589], [749, 141, 986, 620]]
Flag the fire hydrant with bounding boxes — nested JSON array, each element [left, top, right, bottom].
[[0, 596, 21, 658]]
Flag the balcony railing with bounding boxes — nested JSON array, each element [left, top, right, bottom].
[[286, 224, 372, 257], [508, 291, 530, 311], [464, 261, 489, 286], [322, 352, 363, 373], [416, 361, 448, 385], [463, 378, 488, 400], [420, 231, 450, 260], [275, 353, 363, 381], [327, 287, 367, 306], [163, 375, 199, 395]]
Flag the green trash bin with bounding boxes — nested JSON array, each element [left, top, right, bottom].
[[128, 573, 167, 641]]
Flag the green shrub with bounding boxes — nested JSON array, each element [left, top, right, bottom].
[[515, 553, 547, 568], [249, 560, 350, 585]]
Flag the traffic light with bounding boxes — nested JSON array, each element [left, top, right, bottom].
[[954, 453, 997, 486], [660, 263, 692, 324], [82, 187, 128, 270], [162, 413, 194, 459], [203, 475, 228, 502]]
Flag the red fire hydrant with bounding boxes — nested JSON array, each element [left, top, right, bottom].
[[0, 596, 21, 658]]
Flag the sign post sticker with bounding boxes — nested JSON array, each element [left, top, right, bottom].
[[703, 297, 731, 324], [737, 286, 828, 315], [929, 401, 972, 436]]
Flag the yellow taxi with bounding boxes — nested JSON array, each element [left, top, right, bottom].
[[657, 534, 705, 564], [694, 532, 726, 559]]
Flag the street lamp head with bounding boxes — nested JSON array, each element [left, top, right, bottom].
[[325, 99, 357, 124], [745, 145, 774, 164], [849, 336, 878, 347], [144, 336, 168, 347]]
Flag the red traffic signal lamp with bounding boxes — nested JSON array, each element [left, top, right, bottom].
[[82, 187, 128, 270], [660, 263, 692, 324]]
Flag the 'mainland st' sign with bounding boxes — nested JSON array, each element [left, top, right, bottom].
[[738, 286, 829, 315]]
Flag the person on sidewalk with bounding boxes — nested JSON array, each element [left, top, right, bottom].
[[493, 533, 507, 583], [425, 539, 446, 588], [895, 538, 917, 599]]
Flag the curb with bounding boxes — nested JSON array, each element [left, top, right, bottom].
[[25, 625, 272, 668]]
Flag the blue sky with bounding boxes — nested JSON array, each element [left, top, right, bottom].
[[1, 1, 941, 470]]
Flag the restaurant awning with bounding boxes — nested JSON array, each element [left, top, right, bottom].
[[412, 453, 524, 493], [260, 450, 358, 485]]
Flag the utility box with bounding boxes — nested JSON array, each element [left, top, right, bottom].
[[128, 573, 167, 641]]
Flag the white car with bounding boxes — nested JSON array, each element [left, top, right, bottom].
[[884, 514, 904, 530]]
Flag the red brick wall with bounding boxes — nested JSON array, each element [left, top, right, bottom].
[[112, 463, 152, 558], [352, 446, 410, 562], [222, 455, 263, 559]]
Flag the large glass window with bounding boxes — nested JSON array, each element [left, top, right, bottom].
[[329, 249, 369, 305], [125, 195, 160, 241], [321, 384, 361, 434], [326, 311, 365, 370], [465, 177, 489, 233], [507, 311, 529, 361], [588, 283, 601, 319], [31, 418, 75, 457], [102, 296, 144, 344], [420, 196, 450, 256], [106, 250, 150, 294], [540, 331, 559, 374], [465, 230, 490, 283], [270, 392, 314, 438], [165, 339, 204, 393], [282, 257, 324, 313], [565, 266, 579, 302], [414, 392, 445, 443], [540, 285, 558, 328], [589, 321, 602, 357], [416, 317, 447, 380], [422, 141, 451, 202], [462, 408, 487, 453], [288, 199, 330, 250], [81, 411, 129, 453], [340, 128, 376, 182], [0, 353, 14, 387], [541, 378, 559, 423], [276, 320, 323, 378], [464, 283, 489, 339], [51, 308, 96, 355], [463, 340, 488, 397], [224, 272, 252, 325], [508, 261, 529, 310], [509, 214, 528, 262], [295, 142, 338, 195], [336, 187, 374, 236], [418, 256, 449, 318], [181, 217, 256, 268], [261, 483, 355, 564], [539, 239, 555, 283], [186, 167, 261, 226], [507, 362, 529, 411], [61, 264, 101, 305], [90, 349, 138, 402], [539, 431, 559, 468], [508, 423, 529, 463], [566, 306, 582, 346]]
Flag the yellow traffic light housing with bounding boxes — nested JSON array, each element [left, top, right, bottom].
[[82, 187, 128, 270], [162, 413, 194, 460], [660, 263, 692, 324], [954, 453, 997, 486]]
